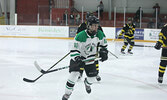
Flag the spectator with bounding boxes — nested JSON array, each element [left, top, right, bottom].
[[153, 3, 160, 17], [157, 17, 163, 29], [147, 19, 155, 28], [69, 12, 75, 25], [133, 19, 140, 28], [134, 7, 143, 21], [96, 0, 104, 19], [75, 12, 80, 25], [63, 10, 68, 25]]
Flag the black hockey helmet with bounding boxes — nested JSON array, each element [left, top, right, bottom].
[[86, 11, 94, 19], [86, 16, 99, 36], [127, 17, 132, 21], [127, 17, 133, 24], [87, 16, 99, 26]]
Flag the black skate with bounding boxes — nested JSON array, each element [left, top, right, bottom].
[[62, 94, 71, 100], [84, 78, 91, 94], [128, 51, 133, 54], [121, 51, 125, 54], [77, 71, 84, 81], [158, 77, 163, 83], [96, 75, 101, 81], [77, 75, 82, 81]]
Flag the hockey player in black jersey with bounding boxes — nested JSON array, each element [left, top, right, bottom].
[[76, 12, 103, 34], [154, 24, 167, 83], [118, 17, 136, 54], [62, 16, 108, 100], [76, 18, 103, 33], [76, 15, 103, 82]]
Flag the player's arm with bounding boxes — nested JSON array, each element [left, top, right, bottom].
[[98, 31, 108, 62], [131, 24, 136, 34], [76, 23, 86, 34], [70, 36, 82, 60], [69, 35, 85, 72], [154, 27, 166, 50], [98, 25, 103, 32], [118, 25, 126, 39]]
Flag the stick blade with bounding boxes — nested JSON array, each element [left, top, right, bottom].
[[34, 61, 47, 74], [34, 61, 42, 71], [23, 78, 35, 83]]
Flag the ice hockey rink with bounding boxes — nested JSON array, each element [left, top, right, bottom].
[[0, 38, 167, 100]]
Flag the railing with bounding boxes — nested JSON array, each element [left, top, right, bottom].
[[15, 6, 167, 29]]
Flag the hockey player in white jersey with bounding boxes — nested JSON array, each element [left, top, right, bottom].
[[62, 16, 108, 100]]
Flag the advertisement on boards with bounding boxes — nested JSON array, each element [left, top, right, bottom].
[[69, 27, 78, 37], [115, 28, 144, 40], [144, 29, 161, 41], [0, 25, 69, 37]]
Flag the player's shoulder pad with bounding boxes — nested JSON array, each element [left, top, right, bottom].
[[96, 30, 106, 40], [161, 24, 167, 33], [75, 30, 88, 42], [78, 24, 81, 27], [164, 24, 167, 27]]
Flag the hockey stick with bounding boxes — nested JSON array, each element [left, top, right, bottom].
[[40, 66, 69, 74], [108, 50, 118, 59], [121, 36, 155, 48], [34, 61, 69, 74], [23, 52, 70, 83], [134, 44, 154, 48], [34, 57, 101, 74]]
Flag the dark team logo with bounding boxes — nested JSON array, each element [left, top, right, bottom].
[[84, 43, 96, 55]]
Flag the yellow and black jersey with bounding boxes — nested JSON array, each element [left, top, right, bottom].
[[76, 21, 103, 34], [158, 24, 167, 47], [119, 23, 135, 39]]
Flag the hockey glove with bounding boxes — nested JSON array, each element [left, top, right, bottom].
[[118, 36, 122, 39], [154, 41, 162, 50], [118, 33, 123, 39], [118, 35, 122, 39], [69, 56, 85, 72], [99, 48, 108, 62], [75, 56, 84, 64]]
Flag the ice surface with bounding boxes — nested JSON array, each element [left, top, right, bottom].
[[0, 38, 167, 100]]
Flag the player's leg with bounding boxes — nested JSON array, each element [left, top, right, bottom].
[[62, 59, 85, 100], [158, 48, 167, 83], [62, 72, 80, 100], [95, 60, 101, 81], [121, 38, 128, 54], [84, 63, 97, 93], [128, 39, 134, 54], [77, 68, 84, 81]]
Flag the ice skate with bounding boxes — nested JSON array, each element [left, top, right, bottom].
[[96, 75, 101, 81], [77, 72, 83, 81], [84, 78, 91, 93], [121, 51, 125, 54], [158, 77, 163, 83], [62, 94, 71, 100], [128, 51, 133, 54]]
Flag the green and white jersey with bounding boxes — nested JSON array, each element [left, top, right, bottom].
[[70, 30, 107, 65]]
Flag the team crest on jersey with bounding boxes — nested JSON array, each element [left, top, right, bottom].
[[84, 43, 96, 55]]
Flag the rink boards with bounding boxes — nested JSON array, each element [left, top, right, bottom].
[[0, 25, 160, 42]]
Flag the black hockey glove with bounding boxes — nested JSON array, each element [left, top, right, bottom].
[[118, 36, 122, 39], [69, 56, 85, 72], [118, 35, 122, 39], [99, 47, 108, 62], [74, 56, 84, 64], [154, 41, 162, 50]]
